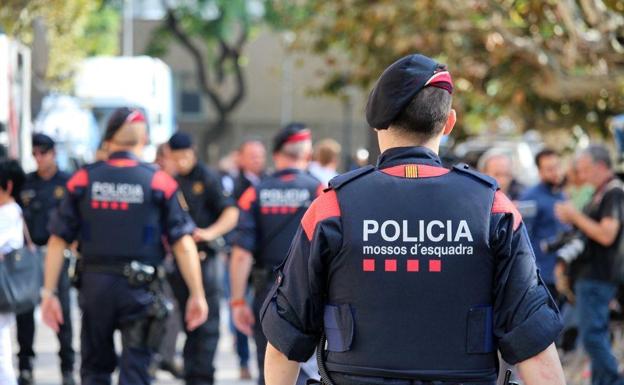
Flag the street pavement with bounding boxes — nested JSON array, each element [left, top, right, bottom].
[[11, 295, 258, 385]]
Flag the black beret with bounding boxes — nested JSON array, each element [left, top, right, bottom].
[[366, 54, 453, 130], [104, 107, 146, 142], [168, 132, 193, 150], [273, 122, 311, 153], [32, 133, 55, 150]]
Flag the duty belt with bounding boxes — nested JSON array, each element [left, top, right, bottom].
[[327, 375, 497, 385], [82, 261, 161, 286]]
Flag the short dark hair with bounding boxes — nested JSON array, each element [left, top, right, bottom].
[[582, 144, 612, 169], [0, 159, 25, 200], [535, 148, 558, 168], [390, 87, 452, 139]]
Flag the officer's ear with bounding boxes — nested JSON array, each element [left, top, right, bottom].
[[443, 109, 456, 136]]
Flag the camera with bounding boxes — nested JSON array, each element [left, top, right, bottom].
[[541, 231, 585, 263]]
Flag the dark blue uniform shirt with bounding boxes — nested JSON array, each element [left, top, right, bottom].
[[20, 170, 70, 246], [49, 151, 195, 265], [519, 183, 568, 285], [261, 147, 562, 382], [176, 162, 235, 254]]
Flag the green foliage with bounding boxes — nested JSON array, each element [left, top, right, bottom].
[[78, 2, 120, 57], [0, 0, 120, 91], [268, 0, 624, 135]]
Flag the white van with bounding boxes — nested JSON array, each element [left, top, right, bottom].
[[74, 56, 175, 161]]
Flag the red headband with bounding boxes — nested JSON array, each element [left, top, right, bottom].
[[125, 110, 146, 124], [284, 129, 312, 144]]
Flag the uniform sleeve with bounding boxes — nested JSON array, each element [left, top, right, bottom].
[[490, 191, 563, 364], [152, 170, 196, 244], [260, 190, 343, 362], [203, 168, 236, 216], [232, 186, 259, 253], [48, 169, 87, 243]]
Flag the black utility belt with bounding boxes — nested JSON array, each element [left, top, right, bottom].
[[327, 372, 496, 385], [82, 261, 163, 286]]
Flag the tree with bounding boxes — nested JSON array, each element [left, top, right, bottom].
[[148, 0, 264, 153], [267, 0, 624, 136], [0, 0, 120, 92]]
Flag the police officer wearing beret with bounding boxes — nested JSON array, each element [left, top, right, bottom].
[[230, 123, 323, 385], [167, 132, 240, 385], [262, 54, 566, 385], [41, 108, 208, 385], [17, 134, 75, 385]]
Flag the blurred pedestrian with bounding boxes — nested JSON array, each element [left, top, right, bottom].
[[309, 138, 341, 185], [227, 139, 268, 380], [41, 108, 208, 385], [555, 144, 624, 385], [168, 132, 239, 385], [17, 134, 75, 385], [155, 142, 177, 176], [478, 149, 524, 200], [565, 158, 595, 211], [0, 159, 25, 385], [233, 139, 267, 199], [230, 123, 323, 385], [518, 148, 567, 298]]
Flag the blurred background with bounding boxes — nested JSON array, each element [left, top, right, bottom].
[[1, 1, 624, 384], [0, 0, 622, 176]]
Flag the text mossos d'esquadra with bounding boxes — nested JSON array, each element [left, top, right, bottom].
[[362, 219, 474, 256]]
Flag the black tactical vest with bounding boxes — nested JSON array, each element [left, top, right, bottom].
[[77, 161, 166, 265], [255, 169, 320, 269], [324, 163, 499, 382]]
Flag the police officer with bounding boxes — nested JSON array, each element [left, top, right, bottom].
[[17, 133, 75, 385], [261, 54, 566, 385], [230, 123, 323, 385], [41, 108, 208, 385], [167, 132, 239, 385]]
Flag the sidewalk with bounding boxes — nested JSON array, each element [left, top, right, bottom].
[[12, 296, 258, 385]]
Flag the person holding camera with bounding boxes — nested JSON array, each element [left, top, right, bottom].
[[41, 108, 208, 385], [555, 144, 624, 385], [519, 148, 567, 299]]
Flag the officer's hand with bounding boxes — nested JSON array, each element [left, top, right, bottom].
[[41, 295, 64, 333], [554, 261, 575, 304], [185, 294, 208, 331], [192, 228, 215, 243], [554, 201, 578, 224], [232, 303, 255, 336]]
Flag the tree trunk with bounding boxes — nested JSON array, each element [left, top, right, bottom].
[[198, 114, 230, 163]]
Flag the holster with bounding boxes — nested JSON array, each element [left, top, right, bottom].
[[71, 258, 83, 289], [117, 265, 173, 351]]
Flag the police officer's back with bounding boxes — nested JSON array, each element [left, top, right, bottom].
[[18, 134, 75, 385], [41, 108, 208, 385], [230, 124, 323, 385], [261, 54, 566, 385]]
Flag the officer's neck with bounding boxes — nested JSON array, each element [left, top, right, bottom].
[[378, 129, 441, 155], [273, 154, 308, 171], [37, 164, 57, 180], [107, 143, 142, 158]]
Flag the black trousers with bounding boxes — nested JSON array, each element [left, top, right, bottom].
[[16, 257, 74, 372], [79, 272, 154, 385], [170, 257, 220, 385]]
